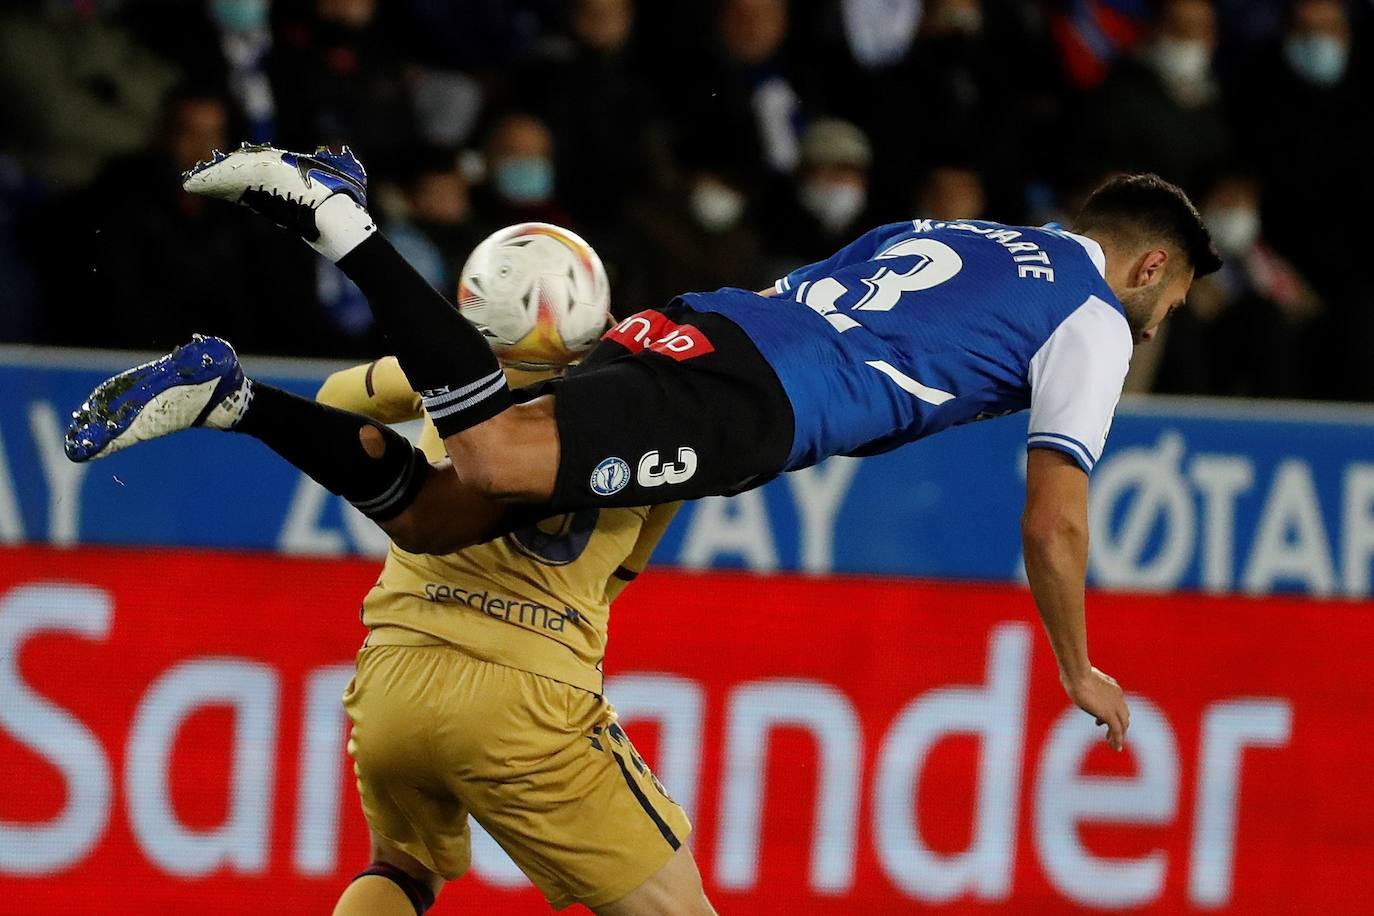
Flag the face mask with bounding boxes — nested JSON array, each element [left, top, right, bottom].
[[689, 181, 745, 232], [1151, 38, 1211, 86], [799, 179, 866, 234], [1205, 206, 1260, 255], [212, 0, 269, 32], [1284, 34, 1348, 87], [495, 157, 553, 205]]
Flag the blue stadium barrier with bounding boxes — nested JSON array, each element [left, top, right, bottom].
[[4, 344, 1374, 597]]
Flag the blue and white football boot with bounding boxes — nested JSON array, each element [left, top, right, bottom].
[[64, 335, 252, 463], [181, 142, 369, 245]]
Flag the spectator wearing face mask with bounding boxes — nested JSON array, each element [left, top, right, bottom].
[[618, 161, 769, 318], [793, 1, 1040, 224], [515, 0, 669, 235], [1230, 0, 1374, 398], [1129, 174, 1321, 397], [760, 118, 874, 272], [471, 112, 573, 234], [1077, 0, 1231, 195]]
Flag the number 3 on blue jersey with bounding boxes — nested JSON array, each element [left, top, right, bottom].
[[797, 237, 963, 326], [796, 238, 963, 405], [854, 239, 964, 311]]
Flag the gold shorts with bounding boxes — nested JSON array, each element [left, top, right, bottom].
[[342, 633, 691, 910]]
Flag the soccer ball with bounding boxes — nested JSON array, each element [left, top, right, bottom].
[[457, 222, 611, 369]]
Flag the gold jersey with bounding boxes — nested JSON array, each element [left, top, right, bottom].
[[317, 357, 678, 695]]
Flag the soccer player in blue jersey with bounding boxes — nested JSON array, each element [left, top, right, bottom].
[[68, 146, 1219, 771]]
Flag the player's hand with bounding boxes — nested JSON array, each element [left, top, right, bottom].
[[1062, 667, 1129, 751]]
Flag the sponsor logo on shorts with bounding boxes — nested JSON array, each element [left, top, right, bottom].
[[423, 583, 580, 632], [590, 456, 632, 496], [638, 447, 698, 487], [602, 310, 716, 362]]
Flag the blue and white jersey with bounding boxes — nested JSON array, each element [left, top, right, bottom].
[[680, 219, 1133, 473]]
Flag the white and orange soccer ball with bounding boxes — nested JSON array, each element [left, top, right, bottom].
[[457, 222, 611, 369]]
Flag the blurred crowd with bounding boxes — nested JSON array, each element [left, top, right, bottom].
[[1, 0, 1371, 399]]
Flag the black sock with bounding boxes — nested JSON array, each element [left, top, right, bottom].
[[233, 382, 428, 521], [337, 233, 511, 438]]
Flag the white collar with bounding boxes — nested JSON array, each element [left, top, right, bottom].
[[1061, 231, 1108, 278]]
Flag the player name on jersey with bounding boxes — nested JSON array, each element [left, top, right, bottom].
[[911, 219, 1058, 281]]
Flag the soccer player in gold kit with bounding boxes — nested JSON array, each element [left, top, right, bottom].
[[319, 351, 706, 916], [295, 219, 710, 915]]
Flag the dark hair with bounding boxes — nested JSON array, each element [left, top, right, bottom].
[[1073, 173, 1223, 277]]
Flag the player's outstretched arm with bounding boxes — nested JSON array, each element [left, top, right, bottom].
[[604, 502, 682, 603], [1021, 448, 1130, 751]]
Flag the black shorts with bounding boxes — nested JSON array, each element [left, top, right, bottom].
[[526, 301, 795, 510]]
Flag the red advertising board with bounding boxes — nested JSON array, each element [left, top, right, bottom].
[[1, 545, 1371, 914]]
